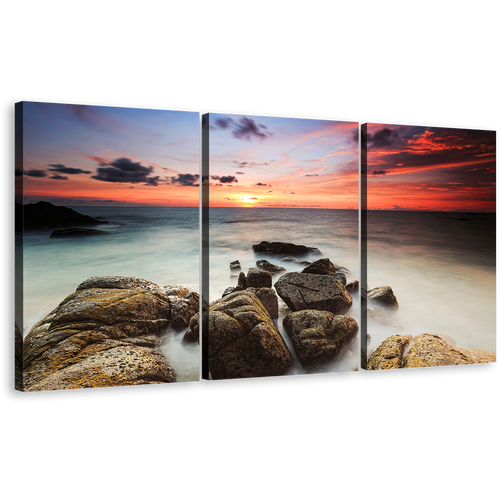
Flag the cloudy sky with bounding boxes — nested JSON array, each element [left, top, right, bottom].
[[17, 102, 199, 206], [20, 107, 489, 212], [365, 124, 496, 211], [206, 113, 359, 209]]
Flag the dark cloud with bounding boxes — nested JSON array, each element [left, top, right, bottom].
[[50, 174, 69, 180], [235, 172, 245, 174], [372, 170, 388, 175], [48, 164, 91, 175], [268, 191, 273, 193], [255, 183, 268, 187], [367, 128, 399, 148], [211, 175, 238, 183], [91, 157, 159, 185], [212, 116, 272, 141], [171, 173, 200, 186], [24, 170, 47, 178]]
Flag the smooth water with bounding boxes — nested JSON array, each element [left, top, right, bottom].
[[367, 211, 496, 354], [23, 206, 490, 378], [22, 206, 199, 382]]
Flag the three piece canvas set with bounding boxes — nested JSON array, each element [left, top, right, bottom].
[[14, 102, 497, 392]]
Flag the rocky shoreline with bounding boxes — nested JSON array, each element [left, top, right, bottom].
[[18, 240, 494, 391]]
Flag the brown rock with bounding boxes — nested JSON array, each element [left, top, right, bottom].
[[402, 334, 472, 368], [246, 287, 279, 319], [301, 258, 336, 275], [367, 286, 399, 311], [367, 335, 412, 370], [256, 259, 287, 275], [246, 268, 272, 288], [23, 276, 176, 391], [467, 349, 496, 364], [207, 291, 293, 379], [274, 272, 352, 314], [283, 310, 358, 366]]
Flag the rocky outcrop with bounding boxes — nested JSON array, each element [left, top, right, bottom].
[[182, 312, 201, 344], [17, 201, 108, 231], [50, 228, 106, 238], [368, 333, 495, 370], [402, 334, 472, 368], [279, 256, 312, 265], [367, 286, 399, 311], [283, 310, 358, 366], [253, 241, 322, 257], [274, 272, 352, 314], [367, 335, 412, 370], [206, 291, 293, 379], [23, 276, 177, 391]]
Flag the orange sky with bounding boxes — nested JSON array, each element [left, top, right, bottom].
[[364, 124, 496, 212]]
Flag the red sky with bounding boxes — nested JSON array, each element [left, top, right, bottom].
[[365, 124, 496, 212]]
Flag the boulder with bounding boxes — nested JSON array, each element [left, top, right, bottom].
[[237, 271, 247, 289], [162, 285, 199, 330], [50, 228, 106, 238], [367, 286, 399, 311], [345, 280, 359, 293], [246, 287, 279, 319], [283, 310, 358, 366], [256, 259, 287, 275], [274, 272, 352, 314], [253, 241, 322, 257], [182, 312, 201, 344], [206, 291, 293, 379], [367, 335, 412, 370], [222, 287, 237, 297], [402, 334, 472, 368], [301, 258, 336, 275], [246, 268, 272, 288], [23, 276, 176, 391]]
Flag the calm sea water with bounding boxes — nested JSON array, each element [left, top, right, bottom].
[[23, 206, 490, 377]]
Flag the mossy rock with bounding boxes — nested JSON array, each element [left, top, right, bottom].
[[367, 335, 412, 370]]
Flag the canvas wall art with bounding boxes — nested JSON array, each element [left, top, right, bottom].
[[15, 106, 496, 392]]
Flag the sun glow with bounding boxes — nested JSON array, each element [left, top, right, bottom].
[[239, 195, 259, 206]]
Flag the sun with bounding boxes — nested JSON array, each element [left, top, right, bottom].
[[239, 195, 258, 207]]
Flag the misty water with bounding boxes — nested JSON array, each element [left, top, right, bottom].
[[21, 206, 493, 380], [366, 211, 496, 356]]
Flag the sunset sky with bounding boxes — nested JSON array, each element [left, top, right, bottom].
[[17, 102, 199, 206], [19, 107, 491, 212], [365, 123, 496, 212], [207, 113, 358, 209]]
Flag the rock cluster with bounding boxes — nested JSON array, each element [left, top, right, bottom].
[[209, 247, 359, 379]]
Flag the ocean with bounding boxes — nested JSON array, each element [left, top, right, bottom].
[[21, 206, 493, 380]]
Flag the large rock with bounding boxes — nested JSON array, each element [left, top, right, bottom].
[[23, 276, 176, 391], [183, 312, 201, 344], [283, 310, 358, 366], [274, 272, 352, 314], [367, 286, 399, 311], [253, 241, 322, 257], [367, 335, 412, 370], [206, 291, 293, 379], [17, 201, 108, 231], [246, 268, 272, 288], [402, 334, 472, 368]]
